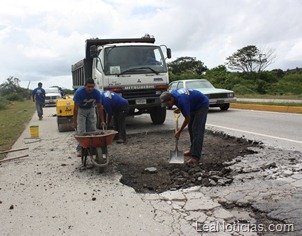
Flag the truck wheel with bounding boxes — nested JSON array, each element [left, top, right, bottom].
[[150, 107, 166, 124], [219, 103, 230, 111]]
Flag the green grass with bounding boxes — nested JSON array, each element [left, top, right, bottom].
[[235, 101, 302, 107], [236, 94, 302, 100], [235, 94, 302, 106], [0, 100, 35, 159]]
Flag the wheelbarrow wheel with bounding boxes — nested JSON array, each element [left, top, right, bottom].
[[95, 147, 108, 173]]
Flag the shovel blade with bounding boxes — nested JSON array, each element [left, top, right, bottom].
[[169, 149, 184, 164]]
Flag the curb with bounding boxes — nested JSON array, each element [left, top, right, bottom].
[[230, 103, 302, 114]]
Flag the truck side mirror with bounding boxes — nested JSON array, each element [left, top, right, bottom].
[[90, 45, 98, 58], [166, 48, 172, 59]]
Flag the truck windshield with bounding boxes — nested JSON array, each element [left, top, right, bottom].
[[104, 46, 167, 75]]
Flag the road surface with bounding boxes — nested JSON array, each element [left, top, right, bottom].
[[206, 108, 302, 152], [130, 107, 302, 152]]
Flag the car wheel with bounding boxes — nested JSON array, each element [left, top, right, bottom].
[[219, 103, 230, 111]]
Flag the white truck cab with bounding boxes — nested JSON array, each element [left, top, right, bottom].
[[72, 37, 171, 124]]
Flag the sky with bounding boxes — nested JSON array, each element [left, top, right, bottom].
[[0, 0, 301, 90]]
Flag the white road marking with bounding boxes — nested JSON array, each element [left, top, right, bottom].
[[207, 123, 302, 144]]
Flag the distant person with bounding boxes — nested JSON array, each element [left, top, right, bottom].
[[32, 82, 46, 120], [101, 91, 129, 143], [73, 79, 105, 156], [59, 87, 66, 98], [160, 88, 209, 164]]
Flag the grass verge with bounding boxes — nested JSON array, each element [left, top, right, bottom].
[[236, 94, 302, 100], [235, 101, 302, 107], [0, 100, 35, 159]]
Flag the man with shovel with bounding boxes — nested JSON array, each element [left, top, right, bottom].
[[160, 88, 209, 164]]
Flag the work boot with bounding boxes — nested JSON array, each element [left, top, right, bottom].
[[186, 157, 199, 164], [76, 151, 82, 157], [116, 139, 125, 144]]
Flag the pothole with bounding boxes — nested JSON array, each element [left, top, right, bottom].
[[110, 129, 261, 193]]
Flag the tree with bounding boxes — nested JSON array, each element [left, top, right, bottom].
[[226, 45, 275, 73], [168, 57, 208, 75], [0, 76, 21, 96], [0, 76, 30, 99]]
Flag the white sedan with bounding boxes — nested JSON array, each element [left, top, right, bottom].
[[168, 79, 236, 110], [44, 88, 62, 106]]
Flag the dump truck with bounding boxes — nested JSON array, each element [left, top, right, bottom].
[[71, 36, 171, 125]]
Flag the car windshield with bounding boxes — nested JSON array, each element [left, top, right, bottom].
[[45, 88, 60, 93], [186, 80, 215, 89], [103, 45, 167, 75]]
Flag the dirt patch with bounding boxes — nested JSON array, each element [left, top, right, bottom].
[[109, 129, 261, 193]]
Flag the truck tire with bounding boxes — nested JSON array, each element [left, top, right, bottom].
[[150, 107, 166, 124]]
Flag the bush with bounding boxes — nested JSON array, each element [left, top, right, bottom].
[[232, 84, 257, 95], [5, 93, 24, 101], [0, 97, 8, 110], [268, 74, 302, 95]]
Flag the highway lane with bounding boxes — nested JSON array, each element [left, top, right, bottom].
[[125, 108, 302, 152], [206, 108, 302, 152]]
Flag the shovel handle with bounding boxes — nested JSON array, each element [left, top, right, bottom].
[[174, 112, 181, 132]]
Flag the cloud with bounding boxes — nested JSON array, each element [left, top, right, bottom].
[[0, 0, 302, 89]]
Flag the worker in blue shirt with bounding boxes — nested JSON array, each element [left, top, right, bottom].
[[101, 91, 129, 143], [160, 88, 209, 164], [32, 82, 46, 120], [73, 78, 105, 156], [59, 87, 66, 98]]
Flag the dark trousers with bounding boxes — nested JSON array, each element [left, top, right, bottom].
[[188, 106, 208, 160], [35, 101, 44, 118], [113, 104, 129, 141]]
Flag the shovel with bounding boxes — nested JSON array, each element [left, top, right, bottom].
[[169, 112, 184, 164]]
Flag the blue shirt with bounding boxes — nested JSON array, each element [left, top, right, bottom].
[[73, 87, 101, 108], [101, 91, 128, 114], [32, 87, 45, 102], [171, 88, 209, 117], [59, 89, 65, 97]]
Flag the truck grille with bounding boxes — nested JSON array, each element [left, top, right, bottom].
[[122, 89, 158, 99], [46, 96, 58, 99], [207, 93, 228, 99]]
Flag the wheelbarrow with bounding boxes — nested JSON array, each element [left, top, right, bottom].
[[75, 130, 118, 173]]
